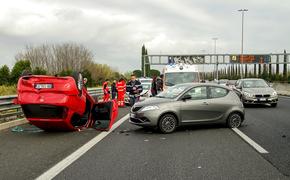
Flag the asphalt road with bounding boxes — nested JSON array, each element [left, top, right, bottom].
[[1, 97, 290, 179], [0, 107, 130, 180], [240, 96, 290, 177], [54, 97, 290, 180]]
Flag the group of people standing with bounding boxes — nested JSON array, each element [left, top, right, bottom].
[[102, 78, 127, 107], [102, 74, 144, 107]]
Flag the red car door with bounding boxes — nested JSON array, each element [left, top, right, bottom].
[[91, 100, 118, 131]]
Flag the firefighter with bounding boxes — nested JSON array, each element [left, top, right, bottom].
[[102, 79, 110, 102], [126, 74, 143, 106], [116, 78, 126, 107]]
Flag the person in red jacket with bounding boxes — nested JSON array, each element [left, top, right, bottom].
[[116, 78, 126, 107], [102, 79, 110, 102]]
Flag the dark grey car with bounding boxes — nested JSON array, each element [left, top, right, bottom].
[[129, 83, 245, 133], [233, 78, 278, 107]]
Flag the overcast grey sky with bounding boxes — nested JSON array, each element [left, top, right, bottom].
[[0, 0, 289, 72]]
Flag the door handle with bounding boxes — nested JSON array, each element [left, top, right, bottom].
[[203, 102, 209, 105]]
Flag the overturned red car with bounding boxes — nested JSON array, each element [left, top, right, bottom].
[[14, 72, 118, 131]]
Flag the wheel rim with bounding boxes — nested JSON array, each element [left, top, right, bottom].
[[161, 116, 176, 132], [230, 114, 241, 128]]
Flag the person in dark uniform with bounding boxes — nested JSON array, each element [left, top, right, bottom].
[[111, 80, 118, 100], [151, 76, 158, 96], [126, 74, 143, 106]]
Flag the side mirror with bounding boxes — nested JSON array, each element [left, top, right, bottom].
[[236, 85, 242, 89], [181, 94, 192, 101]]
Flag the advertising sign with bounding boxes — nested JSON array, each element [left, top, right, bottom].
[[230, 55, 270, 64], [168, 55, 205, 65]]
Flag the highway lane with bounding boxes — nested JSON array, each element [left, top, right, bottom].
[[0, 107, 130, 180], [1, 97, 290, 179], [55, 119, 286, 179], [240, 96, 290, 177]]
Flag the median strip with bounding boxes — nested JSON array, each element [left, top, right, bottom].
[[232, 128, 268, 154], [0, 118, 28, 131], [36, 114, 129, 180]]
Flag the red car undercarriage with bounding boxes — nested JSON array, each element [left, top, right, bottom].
[[14, 74, 118, 131]]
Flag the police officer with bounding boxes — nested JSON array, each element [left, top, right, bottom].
[[126, 74, 143, 106]]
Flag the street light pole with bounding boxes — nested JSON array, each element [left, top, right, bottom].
[[238, 9, 248, 79], [212, 38, 218, 80]]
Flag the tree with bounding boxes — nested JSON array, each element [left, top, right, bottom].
[[82, 69, 93, 87], [141, 45, 146, 76], [254, 64, 257, 77], [133, 70, 142, 78], [11, 60, 31, 84], [59, 69, 73, 76], [33, 67, 47, 75], [149, 69, 160, 77], [0, 65, 10, 85], [123, 71, 133, 81], [145, 49, 150, 77], [283, 50, 288, 80], [15, 43, 94, 75]]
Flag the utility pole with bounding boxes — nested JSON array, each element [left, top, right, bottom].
[[238, 9, 248, 79]]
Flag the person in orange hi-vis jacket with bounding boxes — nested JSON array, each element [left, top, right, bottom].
[[102, 79, 110, 102], [116, 78, 126, 107]]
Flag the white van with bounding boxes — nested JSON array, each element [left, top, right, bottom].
[[163, 63, 200, 89]]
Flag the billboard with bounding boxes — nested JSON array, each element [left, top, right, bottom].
[[230, 55, 270, 64], [168, 55, 205, 65]]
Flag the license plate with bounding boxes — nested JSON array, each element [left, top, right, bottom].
[[259, 98, 266, 101], [35, 84, 53, 89]]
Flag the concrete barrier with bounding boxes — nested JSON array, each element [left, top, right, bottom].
[[273, 83, 290, 96]]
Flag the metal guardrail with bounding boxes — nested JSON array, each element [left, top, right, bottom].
[[0, 88, 103, 123]]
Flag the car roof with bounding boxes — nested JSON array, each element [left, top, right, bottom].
[[176, 83, 232, 90]]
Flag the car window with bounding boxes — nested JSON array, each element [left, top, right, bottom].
[[184, 86, 207, 100], [209, 87, 228, 98]]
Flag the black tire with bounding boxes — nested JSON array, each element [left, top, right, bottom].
[[72, 72, 83, 96], [158, 114, 177, 134], [271, 103, 277, 107], [227, 112, 242, 128]]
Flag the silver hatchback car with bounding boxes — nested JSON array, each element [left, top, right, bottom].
[[129, 83, 245, 133]]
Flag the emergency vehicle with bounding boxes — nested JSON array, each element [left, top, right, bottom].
[[163, 63, 200, 89]]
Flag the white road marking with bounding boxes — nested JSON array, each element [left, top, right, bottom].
[[36, 114, 129, 180], [232, 128, 269, 154]]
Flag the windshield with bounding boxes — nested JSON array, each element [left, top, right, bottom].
[[156, 84, 190, 99], [164, 72, 199, 86], [142, 83, 151, 90], [139, 79, 152, 83], [242, 80, 269, 88]]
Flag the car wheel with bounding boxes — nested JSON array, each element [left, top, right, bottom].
[[72, 71, 83, 96], [227, 113, 242, 128], [271, 103, 277, 107], [158, 114, 177, 134]]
